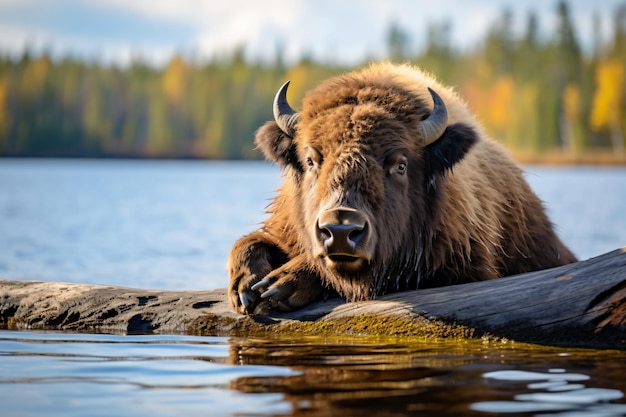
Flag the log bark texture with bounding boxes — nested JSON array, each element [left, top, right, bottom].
[[1, 247, 625, 349]]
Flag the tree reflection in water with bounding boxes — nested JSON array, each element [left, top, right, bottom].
[[225, 336, 626, 416]]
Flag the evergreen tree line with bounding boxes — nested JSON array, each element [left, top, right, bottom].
[[0, 1, 625, 160]]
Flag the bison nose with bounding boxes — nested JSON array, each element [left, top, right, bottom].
[[316, 209, 368, 256]]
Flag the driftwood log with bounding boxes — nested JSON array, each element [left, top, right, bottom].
[[1, 247, 625, 349]]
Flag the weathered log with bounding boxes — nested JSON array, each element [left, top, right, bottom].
[[1, 247, 625, 349]]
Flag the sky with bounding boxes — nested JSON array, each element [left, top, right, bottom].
[[0, 0, 623, 66]]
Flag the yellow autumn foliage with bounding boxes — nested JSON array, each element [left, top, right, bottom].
[[489, 75, 515, 131], [0, 77, 6, 144], [590, 59, 624, 131], [464, 75, 515, 139], [0, 78, 6, 124], [162, 55, 188, 104], [284, 64, 315, 106]]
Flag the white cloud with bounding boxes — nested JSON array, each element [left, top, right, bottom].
[[85, 0, 304, 62], [84, 0, 212, 23], [193, 1, 304, 60], [0, 0, 623, 65]]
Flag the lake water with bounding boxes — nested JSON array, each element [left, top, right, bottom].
[[1, 158, 626, 416]]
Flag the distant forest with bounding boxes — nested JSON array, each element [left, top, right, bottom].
[[1, 1, 625, 161]]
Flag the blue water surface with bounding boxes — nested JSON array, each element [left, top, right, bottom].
[[0, 331, 296, 417], [0, 159, 624, 290], [0, 159, 280, 289], [1, 330, 625, 417]]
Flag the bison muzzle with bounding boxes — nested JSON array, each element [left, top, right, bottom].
[[227, 63, 577, 315]]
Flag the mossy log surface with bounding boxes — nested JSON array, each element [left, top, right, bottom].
[[1, 247, 625, 349]]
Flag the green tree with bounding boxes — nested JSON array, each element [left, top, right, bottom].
[[484, 9, 515, 75], [513, 12, 540, 83], [554, 0, 583, 151], [1, 0, 625, 161]]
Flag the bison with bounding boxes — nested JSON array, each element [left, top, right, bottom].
[[228, 62, 576, 315]]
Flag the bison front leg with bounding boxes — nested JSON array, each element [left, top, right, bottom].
[[251, 254, 324, 312], [228, 232, 288, 314]]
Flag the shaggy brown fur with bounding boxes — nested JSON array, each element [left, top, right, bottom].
[[228, 63, 576, 315]]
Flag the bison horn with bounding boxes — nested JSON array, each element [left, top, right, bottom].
[[420, 88, 448, 146], [273, 80, 300, 137]]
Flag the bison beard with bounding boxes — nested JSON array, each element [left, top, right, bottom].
[[227, 63, 577, 315]]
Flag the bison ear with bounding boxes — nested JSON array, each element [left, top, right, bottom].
[[255, 121, 303, 172], [424, 123, 478, 179]]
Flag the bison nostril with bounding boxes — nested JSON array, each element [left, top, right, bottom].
[[318, 222, 366, 254], [348, 224, 366, 245], [317, 225, 331, 241]]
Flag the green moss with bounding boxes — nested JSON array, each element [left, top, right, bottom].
[[279, 315, 477, 339], [187, 313, 481, 341]]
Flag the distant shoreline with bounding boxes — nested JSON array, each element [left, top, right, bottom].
[[2, 150, 626, 166], [510, 149, 626, 166]]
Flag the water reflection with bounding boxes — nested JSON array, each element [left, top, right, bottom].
[[1, 331, 625, 417], [226, 337, 626, 416], [228, 337, 473, 415]]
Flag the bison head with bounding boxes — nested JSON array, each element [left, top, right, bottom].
[[255, 74, 478, 299]]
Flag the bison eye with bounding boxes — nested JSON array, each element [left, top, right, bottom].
[[382, 149, 408, 178], [303, 146, 322, 171], [390, 156, 408, 176]]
